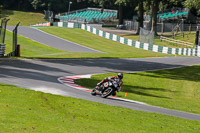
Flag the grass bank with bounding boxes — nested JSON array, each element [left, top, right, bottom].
[[39, 27, 181, 58], [75, 65, 200, 114], [3, 10, 46, 26], [0, 83, 200, 132], [4, 28, 177, 58], [5, 30, 69, 57]]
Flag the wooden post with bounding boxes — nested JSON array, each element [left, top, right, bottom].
[[182, 19, 184, 38], [161, 20, 164, 35]]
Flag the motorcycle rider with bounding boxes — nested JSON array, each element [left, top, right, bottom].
[[96, 73, 123, 96]]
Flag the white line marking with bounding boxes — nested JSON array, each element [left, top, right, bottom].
[[30, 86, 69, 96]]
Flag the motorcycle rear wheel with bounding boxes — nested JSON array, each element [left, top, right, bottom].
[[91, 89, 97, 96]]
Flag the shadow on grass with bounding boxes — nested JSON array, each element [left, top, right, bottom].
[[75, 78, 171, 99], [131, 65, 200, 82]]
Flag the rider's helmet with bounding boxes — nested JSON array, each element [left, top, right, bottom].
[[117, 73, 123, 79]]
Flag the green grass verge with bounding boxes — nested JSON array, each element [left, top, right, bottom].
[[75, 65, 200, 114], [0, 83, 200, 132], [3, 10, 46, 26], [5, 30, 69, 57], [39, 27, 184, 58], [4, 27, 178, 58]]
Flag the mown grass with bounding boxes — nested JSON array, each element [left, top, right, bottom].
[[75, 65, 200, 114], [3, 10, 46, 26], [4, 30, 69, 57], [39, 27, 183, 58], [0, 83, 200, 132], [4, 28, 179, 58]]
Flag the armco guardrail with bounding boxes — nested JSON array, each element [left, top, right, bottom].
[[0, 43, 5, 56]]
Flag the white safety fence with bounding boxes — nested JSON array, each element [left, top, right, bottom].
[[81, 24, 200, 56]]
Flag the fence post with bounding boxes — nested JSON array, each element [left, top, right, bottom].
[[161, 21, 164, 34], [182, 19, 184, 38], [0, 19, 3, 37], [173, 32, 175, 39], [17, 44, 20, 57], [195, 26, 199, 46], [12, 22, 20, 56]]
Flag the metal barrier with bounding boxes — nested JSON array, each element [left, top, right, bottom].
[[0, 43, 5, 56], [6, 22, 20, 57], [12, 22, 20, 56], [0, 18, 9, 44], [0, 18, 9, 57]]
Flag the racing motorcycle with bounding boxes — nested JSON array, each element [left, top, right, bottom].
[[91, 79, 120, 98]]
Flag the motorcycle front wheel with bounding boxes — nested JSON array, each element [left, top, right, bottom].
[[101, 87, 113, 98]]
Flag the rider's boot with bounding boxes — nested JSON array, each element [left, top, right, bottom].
[[112, 91, 116, 96]]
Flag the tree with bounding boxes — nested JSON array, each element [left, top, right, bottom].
[[115, 0, 126, 25], [0, 5, 3, 19], [151, 0, 160, 35], [184, 0, 200, 15], [142, 0, 184, 35], [138, 0, 144, 33], [31, 0, 72, 13], [0, 0, 33, 11], [129, 0, 144, 34]]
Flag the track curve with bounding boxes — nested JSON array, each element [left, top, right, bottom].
[[6, 26, 102, 53], [0, 57, 200, 121]]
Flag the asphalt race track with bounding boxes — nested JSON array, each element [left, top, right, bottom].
[[1, 57, 200, 121], [6, 26, 102, 53]]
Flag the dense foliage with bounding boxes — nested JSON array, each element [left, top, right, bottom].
[[0, 0, 198, 33], [0, 0, 188, 16]]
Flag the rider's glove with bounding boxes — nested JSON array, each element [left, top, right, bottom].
[[97, 83, 101, 86]]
